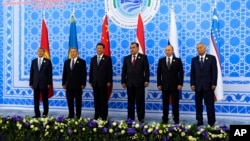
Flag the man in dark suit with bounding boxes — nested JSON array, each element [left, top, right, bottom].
[[62, 48, 87, 119], [89, 43, 113, 120], [157, 45, 184, 124], [190, 42, 218, 126], [29, 47, 52, 118], [121, 42, 149, 122]]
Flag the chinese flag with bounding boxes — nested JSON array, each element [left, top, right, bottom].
[[101, 14, 112, 100], [40, 18, 54, 100], [136, 13, 145, 54]]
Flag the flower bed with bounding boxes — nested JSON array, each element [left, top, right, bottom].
[[0, 115, 229, 141]]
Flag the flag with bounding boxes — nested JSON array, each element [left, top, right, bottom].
[[209, 6, 224, 101], [168, 6, 181, 104], [136, 13, 145, 54], [168, 7, 179, 58], [40, 18, 54, 100], [68, 14, 78, 58], [101, 14, 113, 100]]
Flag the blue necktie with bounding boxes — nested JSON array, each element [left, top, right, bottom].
[[38, 58, 42, 70], [97, 56, 101, 65]]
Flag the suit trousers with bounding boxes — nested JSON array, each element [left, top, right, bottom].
[[127, 86, 145, 121], [34, 86, 48, 116], [162, 89, 179, 123], [195, 88, 216, 125], [66, 88, 83, 118], [93, 85, 108, 120]]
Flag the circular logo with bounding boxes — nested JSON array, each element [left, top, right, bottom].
[[105, 0, 160, 29]]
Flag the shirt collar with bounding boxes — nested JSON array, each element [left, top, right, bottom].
[[132, 53, 138, 58], [97, 54, 103, 58], [166, 55, 173, 60], [200, 54, 206, 58], [38, 57, 44, 60], [72, 57, 77, 61]]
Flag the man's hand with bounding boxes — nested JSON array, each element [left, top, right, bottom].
[[144, 82, 149, 87], [191, 85, 195, 91], [177, 85, 182, 90], [157, 85, 162, 90], [122, 83, 126, 88], [63, 85, 66, 89], [107, 83, 111, 87], [211, 85, 216, 90]]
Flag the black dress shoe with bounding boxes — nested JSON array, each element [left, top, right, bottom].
[[162, 120, 168, 124], [209, 123, 215, 126], [42, 114, 48, 117], [32, 115, 40, 118], [197, 121, 204, 126], [66, 116, 74, 119], [174, 122, 179, 124], [139, 119, 145, 123]]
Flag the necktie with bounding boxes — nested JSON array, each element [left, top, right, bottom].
[[97, 56, 101, 65], [71, 59, 75, 70], [132, 55, 136, 66], [38, 58, 42, 70], [167, 57, 171, 70], [200, 57, 204, 68]]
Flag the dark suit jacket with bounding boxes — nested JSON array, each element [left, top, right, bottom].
[[29, 58, 52, 89], [190, 54, 217, 91], [89, 55, 112, 87], [121, 53, 149, 87], [62, 57, 87, 89], [157, 57, 184, 91]]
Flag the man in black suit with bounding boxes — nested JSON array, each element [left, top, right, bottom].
[[89, 43, 113, 120], [157, 45, 184, 124], [190, 42, 218, 126], [121, 42, 149, 122], [62, 48, 87, 119], [29, 47, 52, 118]]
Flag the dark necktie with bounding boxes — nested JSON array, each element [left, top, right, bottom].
[[132, 55, 136, 66], [71, 59, 75, 70], [167, 57, 171, 70], [200, 57, 204, 68]]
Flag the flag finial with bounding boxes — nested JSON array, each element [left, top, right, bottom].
[[71, 8, 75, 17], [214, 0, 217, 7], [42, 11, 45, 19], [138, 0, 143, 13]]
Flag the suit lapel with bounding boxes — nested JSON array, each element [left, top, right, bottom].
[[133, 54, 141, 66]]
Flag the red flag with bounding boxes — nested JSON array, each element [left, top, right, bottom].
[[136, 13, 145, 54], [101, 14, 112, 100], [40, 18, 54, 100]]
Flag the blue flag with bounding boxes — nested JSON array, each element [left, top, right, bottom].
[[209, 6, 224, 101], [68, 15, 78, 58]]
